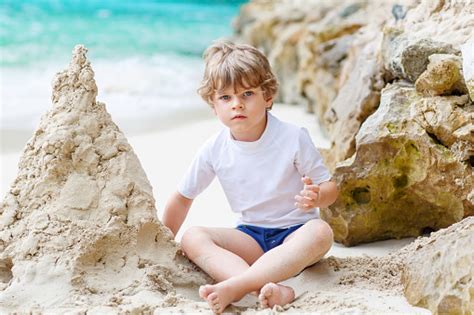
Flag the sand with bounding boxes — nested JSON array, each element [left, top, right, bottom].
[[0, 105, 429, 314], [0, 47, 430, 314]]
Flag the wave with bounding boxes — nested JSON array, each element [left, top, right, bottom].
[[0, 53, 211, 132]]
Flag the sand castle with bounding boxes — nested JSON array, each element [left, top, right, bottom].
[[0, 46, 210, 313]]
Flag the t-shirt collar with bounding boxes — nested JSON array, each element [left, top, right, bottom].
[[229, 112, 276, 151]]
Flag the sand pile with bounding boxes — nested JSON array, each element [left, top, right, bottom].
[[282, 252, 411, 313], [286, 217, 473, 314], [0, 46, 209, 313]]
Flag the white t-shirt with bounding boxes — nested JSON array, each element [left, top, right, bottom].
[[178, 112, 332, 228]]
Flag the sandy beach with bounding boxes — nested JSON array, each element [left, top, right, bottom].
[[1, 0, 473, 313], [0, 101, 428, 313]]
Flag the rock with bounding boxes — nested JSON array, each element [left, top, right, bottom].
[[235, 0, 383, 118], [461, 38, 474, 101], [0, 46, 208, 312], [400, 216, 474, 314], [320, 83, 473, 246], [412, 93, 473, 173], [382, 0, 473, 82], [415, 54, 468, 96], [235, 0, 340, 108], [323, 25, 384, 166], [391, 4, 408, 21], [269, 23, 307, 105], [235, 0, 474, 246], [382, 34, 459, 82], [234, 0, 310, 56], [297, 0, 369, 118], [299, 25, 360, 116]]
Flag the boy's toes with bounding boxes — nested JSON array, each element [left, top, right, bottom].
[[260, 282, 275, 298], [259, 297, 269, 308], [258, 283, 275, 308], [208, 292, 221, 313], [199, 285, 213, 299]]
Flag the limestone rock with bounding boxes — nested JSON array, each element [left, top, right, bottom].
[[234, 0, 312, 56], [462, 38, 474, 101], [235, 0, 382, 117], [268, 23, 307, 105], [323, 25, 384, 166], [234, 0, 336, 107], [412, 91, 474, 173], [235, 0, 474, 246], [320, 83, 473, 246], [382, 35, 459, 82], [400, 216, 474, 314], [415, 54, 468, 96], [0, 46, 208, 312], [382, 0, 473, 82], [297, 1, 367, 118]]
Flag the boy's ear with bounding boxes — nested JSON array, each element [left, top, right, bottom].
[[265, 96, 273, 108]]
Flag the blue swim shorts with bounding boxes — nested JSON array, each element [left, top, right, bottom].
[[236, 224, 304, 253]]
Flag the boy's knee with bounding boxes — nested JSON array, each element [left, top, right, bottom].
[[318, 220, 334, 253], [180, 226, 211, 258], [307, 219, 333, 255]]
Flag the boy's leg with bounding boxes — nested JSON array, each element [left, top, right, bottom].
[[181, 226, 302, 304], [200, 219, 333, 313], [259, 219, 332, 308], [180, 226, 264, 282]]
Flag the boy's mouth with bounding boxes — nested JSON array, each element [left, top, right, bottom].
[[232, 115, 247, 120]]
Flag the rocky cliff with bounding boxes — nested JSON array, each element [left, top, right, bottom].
[[235, 0, 473, 246]]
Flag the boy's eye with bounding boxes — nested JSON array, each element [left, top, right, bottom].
[[219, 95, 230, 101], [243, 91, 254, 97]]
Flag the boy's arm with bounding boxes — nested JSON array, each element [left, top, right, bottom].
[[162, 191, 193, 237], [316, 180, 338, 208], [295, 177, 338, 211]]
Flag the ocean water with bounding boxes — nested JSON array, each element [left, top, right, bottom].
[[0, 0, 246, 135]]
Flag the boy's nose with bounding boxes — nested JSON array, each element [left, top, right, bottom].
[[231, 99, 244, 110]]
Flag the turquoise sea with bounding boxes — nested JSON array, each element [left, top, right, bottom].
[[0, 0, 246, 133]]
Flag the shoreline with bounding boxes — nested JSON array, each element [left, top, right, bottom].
[[0, 106, 214, 153]]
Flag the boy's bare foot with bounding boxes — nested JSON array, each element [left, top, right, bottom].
[[199, 285, 213, 299], [199, 282, 245, 314], [258, 282, 295, 308]]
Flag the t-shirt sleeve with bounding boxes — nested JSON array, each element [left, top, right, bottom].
[[177, 140, 216, 199], [294, 128, 332, 185]]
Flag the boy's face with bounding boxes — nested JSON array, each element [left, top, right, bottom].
[[211, 85, 273, 142]]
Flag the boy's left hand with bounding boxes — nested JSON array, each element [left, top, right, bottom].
[[294, 176, 320, 211]]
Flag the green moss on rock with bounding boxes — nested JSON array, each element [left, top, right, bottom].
[[324, 137, 465, 246]]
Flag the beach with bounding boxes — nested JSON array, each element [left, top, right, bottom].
[[1, 0, 472, 313], [0, 99, 426, 313]]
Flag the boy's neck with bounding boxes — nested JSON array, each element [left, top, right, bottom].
[[231, 112, 268, 142]]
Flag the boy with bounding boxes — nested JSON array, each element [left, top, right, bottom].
[[162, 40, 338, 313]]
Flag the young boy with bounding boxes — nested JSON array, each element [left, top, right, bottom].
[[162, 40, 338, 313]]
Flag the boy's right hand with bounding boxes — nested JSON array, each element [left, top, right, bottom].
[[294, 176, 320, 211]]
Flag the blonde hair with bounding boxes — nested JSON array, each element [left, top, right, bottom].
[[197, 40, 278, 107]]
